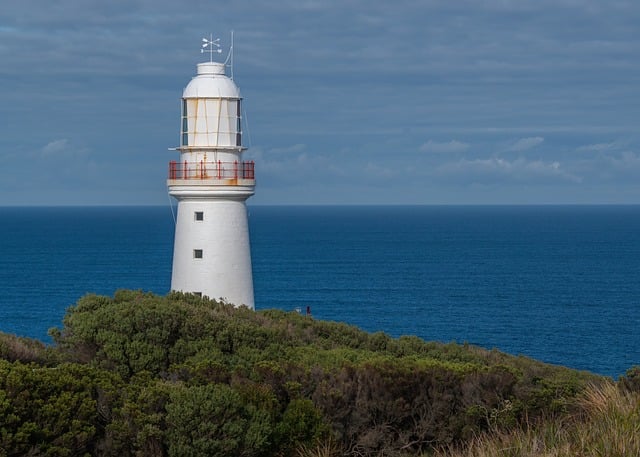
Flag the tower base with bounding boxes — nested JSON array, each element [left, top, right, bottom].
[[170, 197, 254, 309]]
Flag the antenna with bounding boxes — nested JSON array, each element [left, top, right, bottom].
[[224, 30, 235, 80], [201, 33, 222, 62]]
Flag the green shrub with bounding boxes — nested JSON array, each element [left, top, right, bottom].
[[165, 383, 275, 457], [0, 360, 122, 455], [619, 366, 640, 393], [0, 291, 604, 456]]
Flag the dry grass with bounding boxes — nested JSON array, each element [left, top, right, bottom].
[[293, 382, 640, 457], [0, 332, 50, 364], [296, 439, 342, 457], [432, 381, 640, 457], [572, 382, 640, 457]]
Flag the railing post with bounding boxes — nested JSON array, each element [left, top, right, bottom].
[[218, 160, 221, 179], [184, 160, 188, 179], [234, 161, 238, 179]]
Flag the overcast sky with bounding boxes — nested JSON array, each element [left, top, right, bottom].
[[1, 0, 639, 205]]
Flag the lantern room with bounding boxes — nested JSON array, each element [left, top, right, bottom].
[[180, 62, 244, 150]]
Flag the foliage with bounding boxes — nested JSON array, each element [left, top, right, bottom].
[[619, 365, 640, 393], [434, 381, 640, 457], [165, 383, 271, 456], [0, 333, 58, 365], [0, 360, 122, 455], [0, 290, 609, 456]]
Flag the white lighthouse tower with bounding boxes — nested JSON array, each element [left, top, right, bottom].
[[167, 36, 255, 308]]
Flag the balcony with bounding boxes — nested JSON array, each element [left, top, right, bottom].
[[168, 160, 255, 186]]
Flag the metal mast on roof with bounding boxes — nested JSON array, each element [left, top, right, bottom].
[[225, 30, 235, 80]]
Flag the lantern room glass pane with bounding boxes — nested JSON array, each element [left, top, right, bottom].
[[180, 98, 245, 148], [181, 99, 189, 146]]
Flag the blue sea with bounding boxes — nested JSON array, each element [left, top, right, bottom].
[[1, 205, 638, 378]]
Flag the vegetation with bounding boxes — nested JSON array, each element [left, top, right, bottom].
[[0, 290, 635, 456], [433, 380, 640, 457]]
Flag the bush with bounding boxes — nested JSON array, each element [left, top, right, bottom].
[[0, 360, 122, 455], [165, 383, 276, 457], [1, 291, 604, 456], [619, 366, 640, 393]]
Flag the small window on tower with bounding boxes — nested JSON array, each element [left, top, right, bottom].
[[194, 211, 204, 221], [193, 249, 203, 259]]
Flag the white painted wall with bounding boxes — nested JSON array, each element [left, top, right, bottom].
[[170, 197, 254, 308]]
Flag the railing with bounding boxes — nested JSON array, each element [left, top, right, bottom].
[[168, 160, 255, 181]]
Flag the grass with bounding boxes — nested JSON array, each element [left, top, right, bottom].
[[296, 441, 342, 457], [432, 381, 640, 457]]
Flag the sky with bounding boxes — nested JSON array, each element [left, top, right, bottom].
[[1, 0, 639, 205]]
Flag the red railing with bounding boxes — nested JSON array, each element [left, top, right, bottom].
[[168, 160, 255, 181]]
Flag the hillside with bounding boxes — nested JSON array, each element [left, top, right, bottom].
[[1, 290, 632, 456]]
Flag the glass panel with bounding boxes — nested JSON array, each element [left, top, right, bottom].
[[181, 99, 189, 146], [236, 100, 242, 146]]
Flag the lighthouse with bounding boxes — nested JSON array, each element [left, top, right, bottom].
[[167, 37, 255, 308]]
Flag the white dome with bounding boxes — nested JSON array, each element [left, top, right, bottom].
[[183, 62, 241, 99]]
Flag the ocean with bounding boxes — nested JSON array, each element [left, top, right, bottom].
[[0, 205, 638, 378]]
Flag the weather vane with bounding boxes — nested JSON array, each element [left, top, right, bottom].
[[201, 34, 222, 62]]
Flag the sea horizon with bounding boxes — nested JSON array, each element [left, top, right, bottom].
[[1, 204, 638, 378], [2, 203, 640, 207]]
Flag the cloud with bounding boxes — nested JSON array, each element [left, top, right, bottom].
[[247, 144, 313, 180], [576, 141, 623, 152], [40, 139, 88, 159], [247, 144, 345, 187], [436, 157, 581, 184], [507, 137, 544, 152], [596, 150, 640, 180], [2, 0, 640, 204], [268, 143, 307, 154], [41, 139, 70, 155], [419, 140, 469, 154], [363, 162, 397, 179], [610, 151, 640, 173]]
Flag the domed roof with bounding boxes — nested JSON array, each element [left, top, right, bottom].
[[182, 62, 241, 99]]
